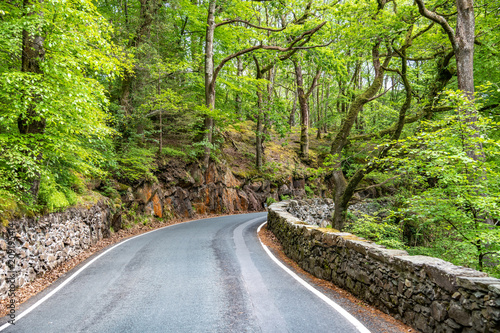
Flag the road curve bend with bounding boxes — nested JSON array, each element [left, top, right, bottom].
[[1, 213, 389, 332]]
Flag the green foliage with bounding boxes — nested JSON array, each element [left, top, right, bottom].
[[99, 183, 120, 200], [162, 147, 187, 159], [385, 92, 500, 274], [304, 185, 314, 197], [117, 145, 157, 183], [0, 190, 18, 226], [266, 197, 276, 206], [0, 137, 39, 202], [407, 241, 480, 274], [60, 187, 78, 206], [280, 195, 291, 201], [346, 214, 406, 250], [0, 0, 124, 208], [38, 175, 70, 212]]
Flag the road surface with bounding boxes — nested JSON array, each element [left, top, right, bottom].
[[0, 213, 404, 332]]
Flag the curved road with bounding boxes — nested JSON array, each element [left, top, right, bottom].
[[0, 213, 400, 332]]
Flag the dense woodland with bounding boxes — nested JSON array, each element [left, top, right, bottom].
[[0, 0, 499, 276]]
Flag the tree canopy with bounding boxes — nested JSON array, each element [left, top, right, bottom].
[[0, 0, 499, 275]]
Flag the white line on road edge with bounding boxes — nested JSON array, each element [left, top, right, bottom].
[[257, 222, 371, 333], [0, 215, 228, 332], [0, 235, 145, 332]]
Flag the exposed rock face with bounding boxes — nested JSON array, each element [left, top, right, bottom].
[[268, 201, 500, 333], [0, 163, 311, 299], [0, 201, 110, 299], [127, 162, 309, 222]]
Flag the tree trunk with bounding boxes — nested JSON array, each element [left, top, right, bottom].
[[256, 91, 264, 169], [316, 84, 322, 139], [235, 56, 243, 116], [203, 0, 216, 168], [157, 59, 162, 155], [455, 0, 483, 162], [293, 60, 310, 158], [323, 84, 329, 133], [293, 59, 321, 159], [330, 42, 392, 230], [289, 92, 297, 127], [262, 67, 276, 140], [455, 0, 475, 101], [18, 0, 45, 200], [253, 56, 266, 170]]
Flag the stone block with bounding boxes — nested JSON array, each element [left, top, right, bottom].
[[367, 247, 408, 264], [449, 301, 472, 326], [431, 301, 448, 321], [457, 277, 500, 292], [487, 306, 500, 321]]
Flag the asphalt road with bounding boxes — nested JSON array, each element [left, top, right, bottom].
[[0, 213, 399, 333]]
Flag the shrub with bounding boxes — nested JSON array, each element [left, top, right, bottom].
[[347, 214, 406, 250], [38, 178, 70, 212], [266, 197, 276, 206]]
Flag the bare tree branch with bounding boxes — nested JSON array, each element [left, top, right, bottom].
[[215, 19, 286, 32], [306, 68, 322, 98], [355, 175, 399, 192], [211, 22, 327, 87], [414, 0, 456, 50]]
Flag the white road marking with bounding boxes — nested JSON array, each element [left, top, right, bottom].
[[257, 222, 372, 333], [0, 217, 210, 331]]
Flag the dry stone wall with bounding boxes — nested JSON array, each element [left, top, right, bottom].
[[268, 201, 500, 333], [0, 201, 111, 299]]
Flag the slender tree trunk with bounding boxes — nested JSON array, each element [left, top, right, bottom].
[[289, 91, 297, 127], [293, 60, 309, 157], [157, 70, 162, 155], [455, 0, 483, 162], [253, 56, 266, 170], [18, 0, 45, 200], [124, 0, 129, 26], [235, 56, 243, 116], [293, 59, 321, 158], [256, 91, 264, 169], [455, 0, 475, 101], [316, 85, 321, 139], [203, 0, 216, 168], [322, 83, 328, 133], [262, 67, 275, 138]]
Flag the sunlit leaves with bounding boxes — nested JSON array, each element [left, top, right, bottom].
[[0, 0, 125, 204], [384, 92, 500, 273]]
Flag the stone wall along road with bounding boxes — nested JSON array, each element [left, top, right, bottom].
[[268, 200, 500, 333]]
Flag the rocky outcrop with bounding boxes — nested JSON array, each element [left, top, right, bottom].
[[123, 161, 309, 224], [268, 201, 500, 333], [0, 201, 111, 299], [0, 162, 311, 299]]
